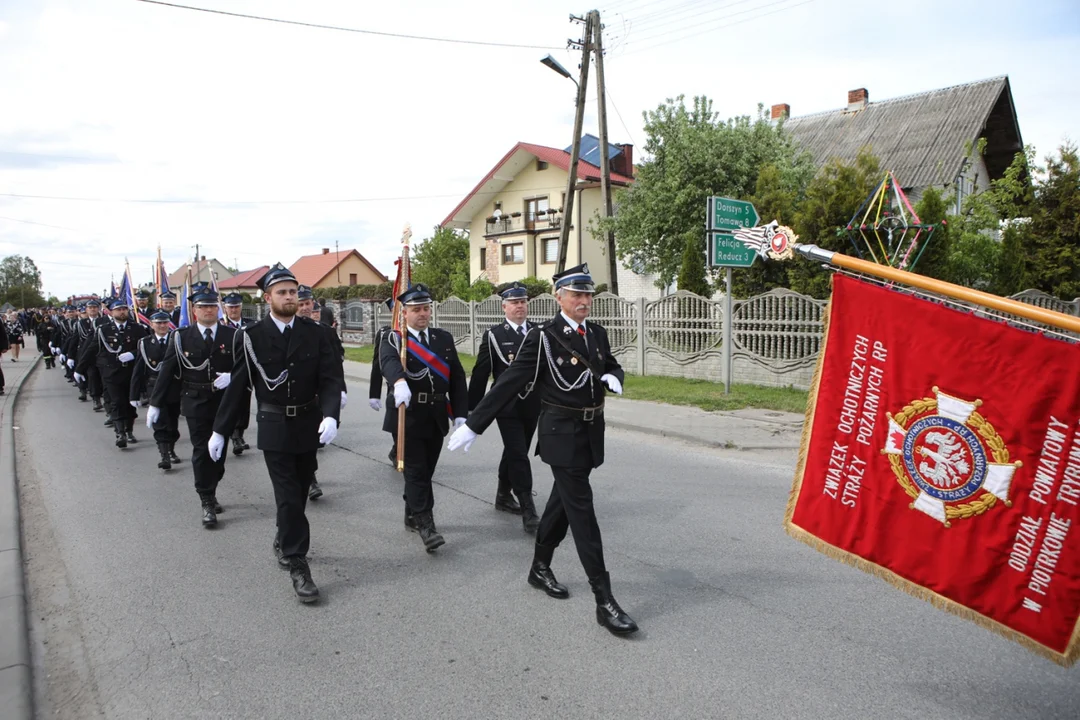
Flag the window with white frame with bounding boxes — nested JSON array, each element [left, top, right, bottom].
[[541, 237, 558, 264], [501, 243, 524, 264]]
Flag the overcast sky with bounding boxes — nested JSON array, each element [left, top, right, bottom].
[[1, 0, 1077, 300]]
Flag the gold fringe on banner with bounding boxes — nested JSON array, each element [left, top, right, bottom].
[[782, 276, 1080, 668]]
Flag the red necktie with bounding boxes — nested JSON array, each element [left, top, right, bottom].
[[576, 326, 586, 338]]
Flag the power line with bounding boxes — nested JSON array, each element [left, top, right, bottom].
[[0, 189, 511, 205], [606, 87, 636, 147], [624, 0, 804, 47], [625, 0, 766, 39], [135, 0, 564, 50], [621, 0, 817, 56]]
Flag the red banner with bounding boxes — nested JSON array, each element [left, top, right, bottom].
[[786, 274, 1080, 665]]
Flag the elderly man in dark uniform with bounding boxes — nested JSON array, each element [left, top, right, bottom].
[[148, 283, 238, 526], [132, 310, 183, 471], [221, 292, 253, 456], [380, 284, 468, 553], [134, 289, 153, 327], [449, 264, 637, 635], [208, 264, 342, 603], [158, 291, 180, 327], [76, 298, 149, 447], [468, 282, 541, 532]]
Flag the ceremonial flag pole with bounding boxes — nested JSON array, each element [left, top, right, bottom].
[[393, 223, 413, 473], [794, 244, 1080, 335]]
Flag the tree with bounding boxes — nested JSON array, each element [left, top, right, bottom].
[[1025, 143, 1080, 298], [600, 96, 813, 289], [0, 255, 44, 308], [912, 186, 951, 280], [788, 148, 881, 297], [411, 226, 469, 300], [676, 231, 711, 297]]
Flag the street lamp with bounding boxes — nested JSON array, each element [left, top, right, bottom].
[[540, 54, 576, 86]]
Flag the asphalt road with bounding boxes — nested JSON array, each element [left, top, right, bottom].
[[17, 364, 1079, 719]]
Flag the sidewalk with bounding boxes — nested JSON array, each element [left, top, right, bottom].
[[344, 360, 804, 451]]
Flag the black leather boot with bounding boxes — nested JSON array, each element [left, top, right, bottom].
[[236, 433, 250, 452], [125, 421, 137, 444], [528, 542, 569, 598], [273, 537, 289, 568], [289, 557, 320, 603], [520, 494, 540, 534], [157, 443, 172, 470], [589, 572, 638, 635], [93, 397, 104, 412], [104, 417, 115, 428], [201, 497, 217, 527], [78, 390, 88, 402], [404, 507, 420, 533], [416, 511, 445, 552], [168, 444, 182, 464], [211, 495, 223, 514], [231, 430, 244, 455], [115, 428, 126, 448], [308, 478, 323, 500], [495, 489, 522, 515]]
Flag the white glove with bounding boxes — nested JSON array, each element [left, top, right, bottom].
[[59, 354, 66, 363], [146, 405, 160, 429], [600, 373, 623, 395], [130, 400, 140, 408], [393, 381, 411, 408], [318, 417, 338, 445], [73, 372, 85, 383], [67, 359, 75, 369], [208, 431, 225, 462], [454, 417, 467, 428], [368, 398, 382, 411], [213, 372, 231, 390], [448, 423, 478, 453], [340, 391, 348, 409], [118, 352, 135, 363], [49, 344, 56, 352]]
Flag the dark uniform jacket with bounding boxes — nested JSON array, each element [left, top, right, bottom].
[[170, 308, 182, 327], [379, 327, 467, 439], [150, 324, 238, 419], [468, 321, 542, 419], [213, 315, 342, 454], [369, 325, 391, 400], [66, 316, 96, 360], [465, 314, 623, 469], [132, 333, 181, 405], [76, 320, 150, 382]]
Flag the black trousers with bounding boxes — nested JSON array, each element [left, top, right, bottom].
[[187, 416, 227, 497], [496, 410, 538, 497], [235, 386, 252, 433], [87, 366, 102, 399], [154, 402, 181, 444], [0, 362, 5, 390], [535, 464, 607, 580], [402, 433, 443, 514], [265, 450, 318, 558], [105, 376, 135, 429]]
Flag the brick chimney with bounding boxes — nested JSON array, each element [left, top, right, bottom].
[[322, 248, 330, 255], [770, 103, 790, 121], [612, 143, 634, 178], [847, 88, 868, 112]]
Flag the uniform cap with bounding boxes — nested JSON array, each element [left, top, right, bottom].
[[109, 298, 130, 310], [552, 263, 595, 293], [396, 283, 433, 306], [296, 285, 314, 300], [500, 282, 528, 300], [158, 291, 177, 300], [221, 292, 243, 306], [149, 310, 172, 322], [256, 263, 297, 292], [188, 281, 219, 306]]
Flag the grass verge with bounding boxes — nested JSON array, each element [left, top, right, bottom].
[[344, 346, 806, 414]]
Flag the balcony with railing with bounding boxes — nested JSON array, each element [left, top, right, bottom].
[[484, 210, 563, 236]]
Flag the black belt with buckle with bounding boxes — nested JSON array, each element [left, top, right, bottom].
[[541, 401, 604, 422], [183, 381, 213, 391], [414, 392, 447, 405], [259, 397, 320, 417]]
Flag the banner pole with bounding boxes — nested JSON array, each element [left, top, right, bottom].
[[795, 244, 1080, 335]]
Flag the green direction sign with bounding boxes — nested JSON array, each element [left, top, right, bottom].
[[709, 232, 756, 268], [707, 196, 759, 231]]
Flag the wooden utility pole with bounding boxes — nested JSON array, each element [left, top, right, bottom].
[[592, 10, 618, 295], [556, 14, 593, 274]]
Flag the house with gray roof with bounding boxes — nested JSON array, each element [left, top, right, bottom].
[[773, 76, 1023, 206]]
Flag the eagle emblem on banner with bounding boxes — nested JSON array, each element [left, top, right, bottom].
[[732, 220, 797, 261], [883, 387, 1022, 526]]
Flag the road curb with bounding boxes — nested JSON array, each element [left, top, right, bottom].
[[0, 355, 39, 720], [605, 419, 801, 451]]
